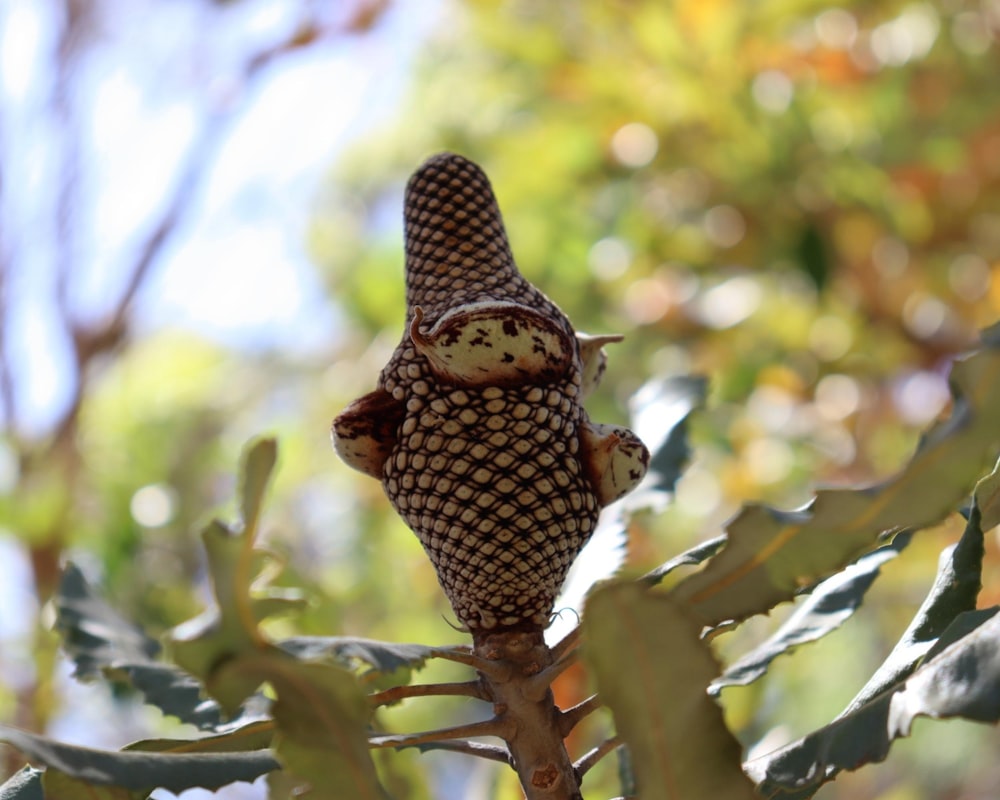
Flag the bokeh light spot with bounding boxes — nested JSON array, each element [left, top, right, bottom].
[[704, 205, 746, 248], [611, 122, 659, 168], [815, 374, 862, 420], [815, 8, 858, 49], [809, 315, 853, 361], [949, 254, 991, 301], [130, 484, 177, 528], [752, 70, 794, 114], [588, 237, 632, 280], [872, 236, 909, 277], [695, 276, 762, 329], [744, 437, 795, 485], [623, 276, 672, 324], [893, 370, 950, 425], [675, 464, 722, 516], [902, 293, 949, 339], [952, 12, 992, 55]]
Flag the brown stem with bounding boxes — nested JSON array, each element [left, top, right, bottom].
[[429, 645, 513, 681], [525, 648, 579, 702], [473, 629, 584, 800], [550, 625, 581, 662]]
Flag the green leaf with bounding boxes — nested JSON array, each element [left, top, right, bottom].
[[170, 518, 305, 712], [746, 607, 1000, 798], [642, 535, 728, 587], [583, 582, 757, 800], [0, 767, 43, 800], [239, 437, 278, 535], [842, 495, 986, 715], [670, 336, 1000, 627], [54, 563, 160, 681], [278, 636, 435, 687], [54, 563, 250, 731], [0, 724, 278, 793], [212, 650, 386, 799], [710, 532, 912, 695], [41, 771, 133, 800]]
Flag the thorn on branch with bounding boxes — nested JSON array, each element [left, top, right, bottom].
[[574, 735, 622, 777], [369, 717, 510, 750], [368, 680, 486, 708], [558, 694, 602, 737]]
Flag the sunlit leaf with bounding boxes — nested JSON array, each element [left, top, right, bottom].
[[642, 535, 728, 587], [239, 437, 277, 535], [671, 331, 1000, 627], [711, 532, 912, 695], [170, 483, 304, 714], [583, 582, 757, 800]]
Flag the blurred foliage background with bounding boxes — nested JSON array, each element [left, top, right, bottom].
[[2, 0, 1000, 798]]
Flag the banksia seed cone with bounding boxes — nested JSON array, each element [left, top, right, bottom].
[[333, 153, 648, 634]]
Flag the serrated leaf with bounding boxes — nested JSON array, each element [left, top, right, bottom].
[[711, 532, 912, 695], [0, 767, 43, 800], [170, 518, 305, 712], [583, 582, 757, 800], [54, 563, 247, 731], [0, 724, 278, 793], [278, 636, 435, 686], [971, 455, 1000, 530], [642, 535, 728, 587], [124, 720, 275, 755], [671, 336, 1000, 627], [54, 563, 160, 680], [239, 437, 277, 535], [212, 650, 385, 799], [842, 496, 986, 715], [746, 607, 1000, 798]]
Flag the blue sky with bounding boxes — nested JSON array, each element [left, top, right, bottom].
[[0, 0, 442, 438]]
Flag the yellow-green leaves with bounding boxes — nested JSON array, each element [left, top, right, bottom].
[[167, 439, 385, 798], [670, 334, 1000, 628], [583, 582, 757, 800]]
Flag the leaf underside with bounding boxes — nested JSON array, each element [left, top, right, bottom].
[[584, 582, 758, 800]]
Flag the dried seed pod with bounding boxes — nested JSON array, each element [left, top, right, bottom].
[[579, 421, 651, 506], [409, 302, 574, 387], [333, 153, 649, 635], [331, 389, 405, 479]]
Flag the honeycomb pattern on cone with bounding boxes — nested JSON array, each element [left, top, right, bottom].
[[333, 153, 648, 633], [381, 155, 572, 404], [385, 382, 599, 630]]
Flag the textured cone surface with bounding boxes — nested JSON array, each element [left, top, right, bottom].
[[334, 153, 646, 632]]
